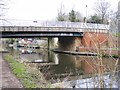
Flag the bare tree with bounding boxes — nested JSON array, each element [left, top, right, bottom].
[[0, 0, 5, 17], [57, 3, 66, 21], [94, 0, 111, 24], [0, 0, 9, 18], [75, 11, 84, 22]]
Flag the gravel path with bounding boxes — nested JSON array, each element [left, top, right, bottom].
[[0, 53, 23, 89]]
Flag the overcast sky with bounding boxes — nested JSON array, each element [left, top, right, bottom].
[[3, 0, 120, 21]]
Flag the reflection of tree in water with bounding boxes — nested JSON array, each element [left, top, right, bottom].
[[38, 64, 84, 83], [38, 65, 55, 80]]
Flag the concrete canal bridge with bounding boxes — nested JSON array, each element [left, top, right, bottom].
[[0, 19, 110, 51]]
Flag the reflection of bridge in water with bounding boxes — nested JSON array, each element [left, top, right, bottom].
[[1, 19, 110, 52]]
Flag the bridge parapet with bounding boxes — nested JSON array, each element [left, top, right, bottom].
[[0, 26, 108, 33], [41, 21, 109, 29], [0, 19, 109, 28], [0, 19, 109, 33]]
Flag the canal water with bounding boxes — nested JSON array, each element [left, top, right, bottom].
[[4, 40, 120, 88]]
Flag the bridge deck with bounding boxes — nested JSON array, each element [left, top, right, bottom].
[[0, 20, 109, 38], [0, 26, 108, 38], [0, 26, 108, 33]]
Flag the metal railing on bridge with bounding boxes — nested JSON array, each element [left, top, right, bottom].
[[0, 19, 109, 33]]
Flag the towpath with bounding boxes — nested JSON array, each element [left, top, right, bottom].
[[0, 53, 23, 89]]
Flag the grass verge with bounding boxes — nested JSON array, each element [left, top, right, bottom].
[[3, 54, 51, 88]]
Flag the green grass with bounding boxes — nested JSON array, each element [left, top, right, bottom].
[[111, 48, 120, 50], [113, 32, 120, 37], [3, 54, 49, 88], [101, 54, 120, 58]]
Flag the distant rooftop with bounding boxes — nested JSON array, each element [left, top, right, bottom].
[[0, 19, 109, 29]]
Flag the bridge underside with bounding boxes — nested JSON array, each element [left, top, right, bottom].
[[58, 37, 83, 51], [1, 31, 83, 38]]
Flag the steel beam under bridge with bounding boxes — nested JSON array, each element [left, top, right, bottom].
[[1, 31, 83, 38]]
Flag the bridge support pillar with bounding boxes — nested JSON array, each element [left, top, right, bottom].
[[48, 37, 55, 50], [58, 37, 82, 51], [48, 51, 59, 64]]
